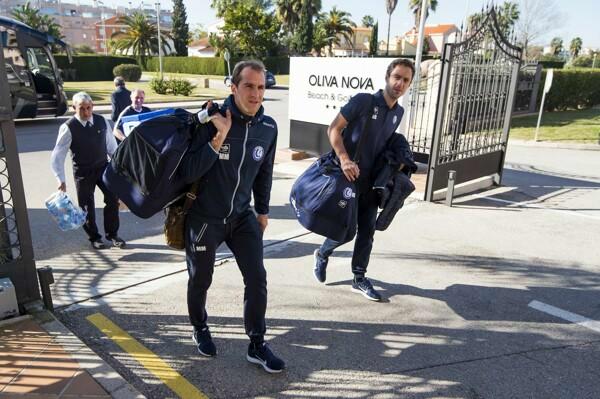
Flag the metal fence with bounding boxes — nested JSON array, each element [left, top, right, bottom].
[[0, 41, 40, 309]]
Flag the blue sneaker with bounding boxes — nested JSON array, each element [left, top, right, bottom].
[[192, 327, 217, 357], [351, 277, 382, 302], [313, 249, 328, 283], [247, 342, 285, 373]]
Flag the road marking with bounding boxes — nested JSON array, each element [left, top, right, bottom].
[[470, 194, 600, 221], [528, 300, 600, 334], [87, 313, 208, 399]]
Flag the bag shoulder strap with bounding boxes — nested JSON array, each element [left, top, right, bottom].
[[182, 181, 200, 212], [353, 94, 376, 164]]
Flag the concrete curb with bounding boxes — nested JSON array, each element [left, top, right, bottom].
[[31, 307, 145, 399]]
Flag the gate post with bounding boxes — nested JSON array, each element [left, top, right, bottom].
[[497, 60, 522, 185], [0, 40, 41, 310], [424, 43, 453, 202]]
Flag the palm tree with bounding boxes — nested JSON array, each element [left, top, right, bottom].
[[319, 7, 356, 56], [570, 37, 582, 58], [276, 0, 301, 32], [112, 11, 172, 67], [550, 37, 563, 56], [362, 15, 375, 28], [496, 1, 520, 37], [12, 1, 64, 43], [408, 0, 438, 29], [312, 18, 333, 56], [384, 0, 398, 56]]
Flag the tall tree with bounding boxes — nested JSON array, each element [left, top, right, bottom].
[[112, 11, 172, 66], [467, 2, 519, 38], [220, 2, 280, 57], [569, 37, 582, 58], [276, 0, 301, 32], [312, 18, 331, 56], [550, 37, 563, 56], [319, 6, 356, 56], [408, 0, 438, 29], [293, 0, 314, 55], [211, 0, 273, 17], [11, 1, 64, 49], [362, 15, 375, 28], [516, 0, 560, 59], [171, 0, 190, 56], [496, 1, 519, 36], [384, 0, 398, 56], [369, 21, 378, 56]]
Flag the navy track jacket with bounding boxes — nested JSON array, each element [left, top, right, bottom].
[[178, 95, 278, 224]]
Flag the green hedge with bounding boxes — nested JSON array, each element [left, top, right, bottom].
[[144, 56, 290, 75], [539, 69, 600, 111], [55, 55, 138, 81]]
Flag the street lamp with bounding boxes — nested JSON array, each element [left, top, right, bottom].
[[155, 2, 163, 80]]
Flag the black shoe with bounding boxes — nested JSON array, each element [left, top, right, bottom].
[[91, 239, 106, 250], [351, 277, 382, 302], [107, 236, 126, 248], [247, 342, 285, 373], [313, 249, 328, 283], [192, 327, 217, 357]]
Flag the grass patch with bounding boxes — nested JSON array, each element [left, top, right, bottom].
[[63, 79, 229, 105], [510, 108, 600, 143]]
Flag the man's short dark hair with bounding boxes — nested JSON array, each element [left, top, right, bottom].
[[386, 58, 415, 81], [231, 60, 266, 86], [114, 76, 126, 87]]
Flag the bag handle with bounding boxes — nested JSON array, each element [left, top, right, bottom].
[[352, 94, 376, 165]]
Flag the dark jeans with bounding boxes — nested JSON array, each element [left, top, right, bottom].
[[319, 177, 378, 276], [73, 163, 119, 242], [185, 211, 267, 344]]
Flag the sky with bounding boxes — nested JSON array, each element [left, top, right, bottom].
[[97, 0, 599, 49]]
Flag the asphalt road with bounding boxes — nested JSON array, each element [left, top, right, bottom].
[[13, 93, 600, 399]]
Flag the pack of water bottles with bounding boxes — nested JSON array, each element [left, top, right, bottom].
[[45, 191, 87, 231]]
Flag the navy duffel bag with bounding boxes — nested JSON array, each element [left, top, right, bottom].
[[290, 153, 358, 242], [103, 108, 197, 218]]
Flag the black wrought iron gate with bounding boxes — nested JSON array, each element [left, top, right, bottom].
[[0, 40, 40, 309], [406, 8, 523, 201]]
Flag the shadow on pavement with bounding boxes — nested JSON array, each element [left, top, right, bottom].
[[57, 309, 593, 399], [455, 168, 600, 213]]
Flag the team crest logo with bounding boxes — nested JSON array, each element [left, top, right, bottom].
[[372, 106, 379, 120], [252, 146, 264, 161], [343, 187, 355, 199], [393, 115, 398, 124], [338, 200, 347, 208]]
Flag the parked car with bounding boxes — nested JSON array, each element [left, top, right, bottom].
[[224, 70, 276, 88]]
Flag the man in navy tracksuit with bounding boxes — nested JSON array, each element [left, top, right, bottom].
[[178, 60, 284, 373], [313, 58, 415, 302]]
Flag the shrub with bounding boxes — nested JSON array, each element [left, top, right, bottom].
[[539, 69, 600, 111], [168, 78, 196, 96], [113, 64, 142, 82], [571, 55, 595, 68], [54, 55, 138, 81], [149, 77, 196, 96], [149, 77, 169, 94]]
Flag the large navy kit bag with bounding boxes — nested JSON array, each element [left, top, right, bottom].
[[103, 108, 198, 218], [290, 153, 359, 242]]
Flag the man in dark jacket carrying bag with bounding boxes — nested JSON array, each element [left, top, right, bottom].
[[313, 58, 415, 302], [178, 60, 284, 373]]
